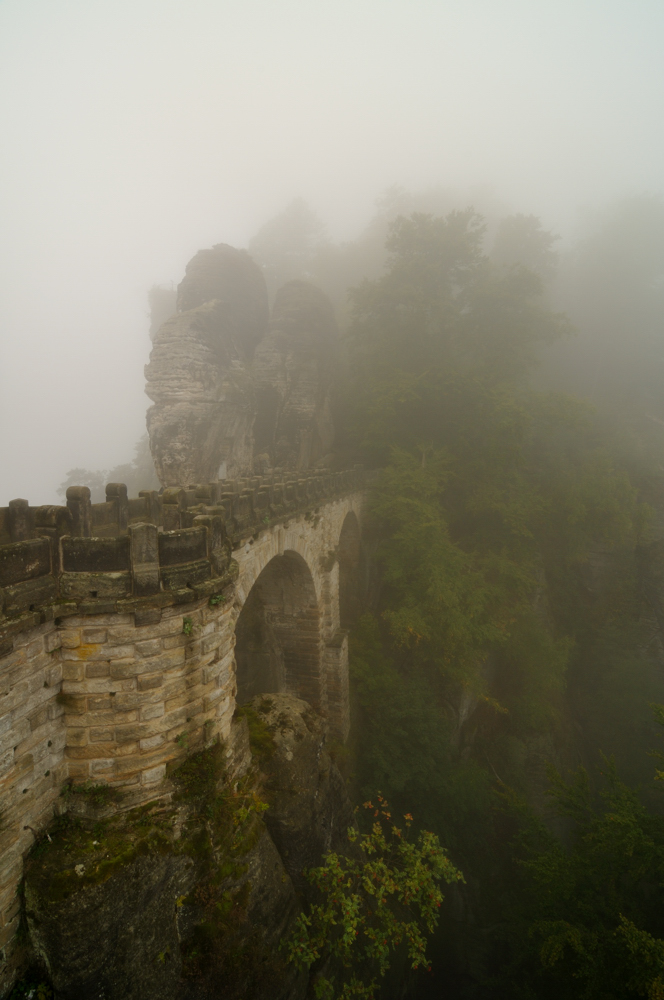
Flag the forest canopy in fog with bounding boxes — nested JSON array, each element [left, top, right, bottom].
[[2, 3, 664, 998]]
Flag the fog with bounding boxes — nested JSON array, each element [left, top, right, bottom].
[[1, 0, 663, 504]]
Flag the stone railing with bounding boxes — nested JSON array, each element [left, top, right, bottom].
[[0, 468, 365, 640]]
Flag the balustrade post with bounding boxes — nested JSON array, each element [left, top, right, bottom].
[[66, 486, 92, 537], [8, 498, 32, 541], [129, 522, 160, 596], [106, 483, 129, 532]]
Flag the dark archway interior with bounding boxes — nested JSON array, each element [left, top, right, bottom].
[[338, 511, 361, 630], [234, 551, 321, 707]]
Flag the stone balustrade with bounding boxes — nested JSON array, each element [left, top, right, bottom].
[[0, 467, 364, 635]]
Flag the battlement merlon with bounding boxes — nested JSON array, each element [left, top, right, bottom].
[[0, 467, 365, 641]]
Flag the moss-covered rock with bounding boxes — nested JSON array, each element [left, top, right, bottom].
[[250, 693, 356, 896], [20, 694, 352, 1000]]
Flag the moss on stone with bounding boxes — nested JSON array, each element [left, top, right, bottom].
[[61, 780, 123, 810], [180, 881, 252, 977], [22, 719, 304, 999], [24, 809, 175, 904], [234, 703, 276, 762]]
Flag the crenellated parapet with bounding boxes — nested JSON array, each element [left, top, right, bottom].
[[0, 467, 365, 637]]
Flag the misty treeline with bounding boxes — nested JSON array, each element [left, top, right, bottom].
[[288, 190, 663, 999], [63, 190, 664, 998], [58, 434, 159, 502], [335, 196, 664, 1000]]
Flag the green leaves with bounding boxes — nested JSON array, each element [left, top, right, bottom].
[[499, 746, 664, 998], [339, 206, 659, 996], [343, 208, 643, 731], [285, 799, 463, 1000]]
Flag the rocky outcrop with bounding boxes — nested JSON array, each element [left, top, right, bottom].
[[20, 695, 352, 1000], [251, 693, 355, 893], [176, 245, 269, 360], [145, 300, 256, 486], [253, 281, 338, 471], [145, 244, 270, 486], [145, 243, 339, 487]]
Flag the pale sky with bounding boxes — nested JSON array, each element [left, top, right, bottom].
[[1, 0, 663, 503]]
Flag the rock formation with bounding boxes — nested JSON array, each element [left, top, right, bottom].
[[145, 246, 269, 486], [176, 244, 269, 360], [253, 280, 338, 471], [255, 693, 355, 893], [145, 246, 338, 488]]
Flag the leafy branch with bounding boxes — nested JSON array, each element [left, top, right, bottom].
[[285, 796, 463, 999]]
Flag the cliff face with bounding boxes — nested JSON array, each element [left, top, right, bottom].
[[253, 281, 338, 472], [145, 246, 269, 486], [145, 300, 256, 486], [145, 246, 339, 488], [20, 694, 352, 1000], [176, 244, 269, 360]]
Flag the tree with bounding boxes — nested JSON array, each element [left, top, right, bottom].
[[286, 798, 463, 1000], [57, 467, 107, 503], [342, 210, 638, 709], [249, 198, 329, 297], [496, 745, 664, 999], [490, 213, 560, 283]]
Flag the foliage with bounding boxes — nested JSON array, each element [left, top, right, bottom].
[[249, 197, 329, 297], [286, 798, 463, 999], [8, 979, 52, 1000], [349, 615, 492, 849], [337, 206, 662, 997], [490, 213, 560, 283], [60, 779, 122, 809], [344, 209, 641, 722], [494, 745, 664, 999]]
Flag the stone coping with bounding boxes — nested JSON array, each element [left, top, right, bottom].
[[0, 468, 365, 642]]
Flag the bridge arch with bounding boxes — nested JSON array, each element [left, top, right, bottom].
[[234, 549, 323, 710]]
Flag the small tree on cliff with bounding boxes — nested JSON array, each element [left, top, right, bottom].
[[286, 798, 463, 999]]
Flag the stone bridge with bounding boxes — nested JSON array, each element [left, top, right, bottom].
[[0, 467, 365, 986]]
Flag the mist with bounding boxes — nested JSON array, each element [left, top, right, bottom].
[[1, 0, 663, 504]]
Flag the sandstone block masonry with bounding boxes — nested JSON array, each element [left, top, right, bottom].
[[0, 467, 363, 996]]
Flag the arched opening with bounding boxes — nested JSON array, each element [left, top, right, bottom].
[[338, 511, 361, 629], [234, 551, 322, 709]]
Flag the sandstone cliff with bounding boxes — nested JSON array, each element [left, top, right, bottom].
[[146, 245, 339, 488], [253, 281, 338, 471], [145, 246, 269, 486], [176, 245, 269, 361]]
